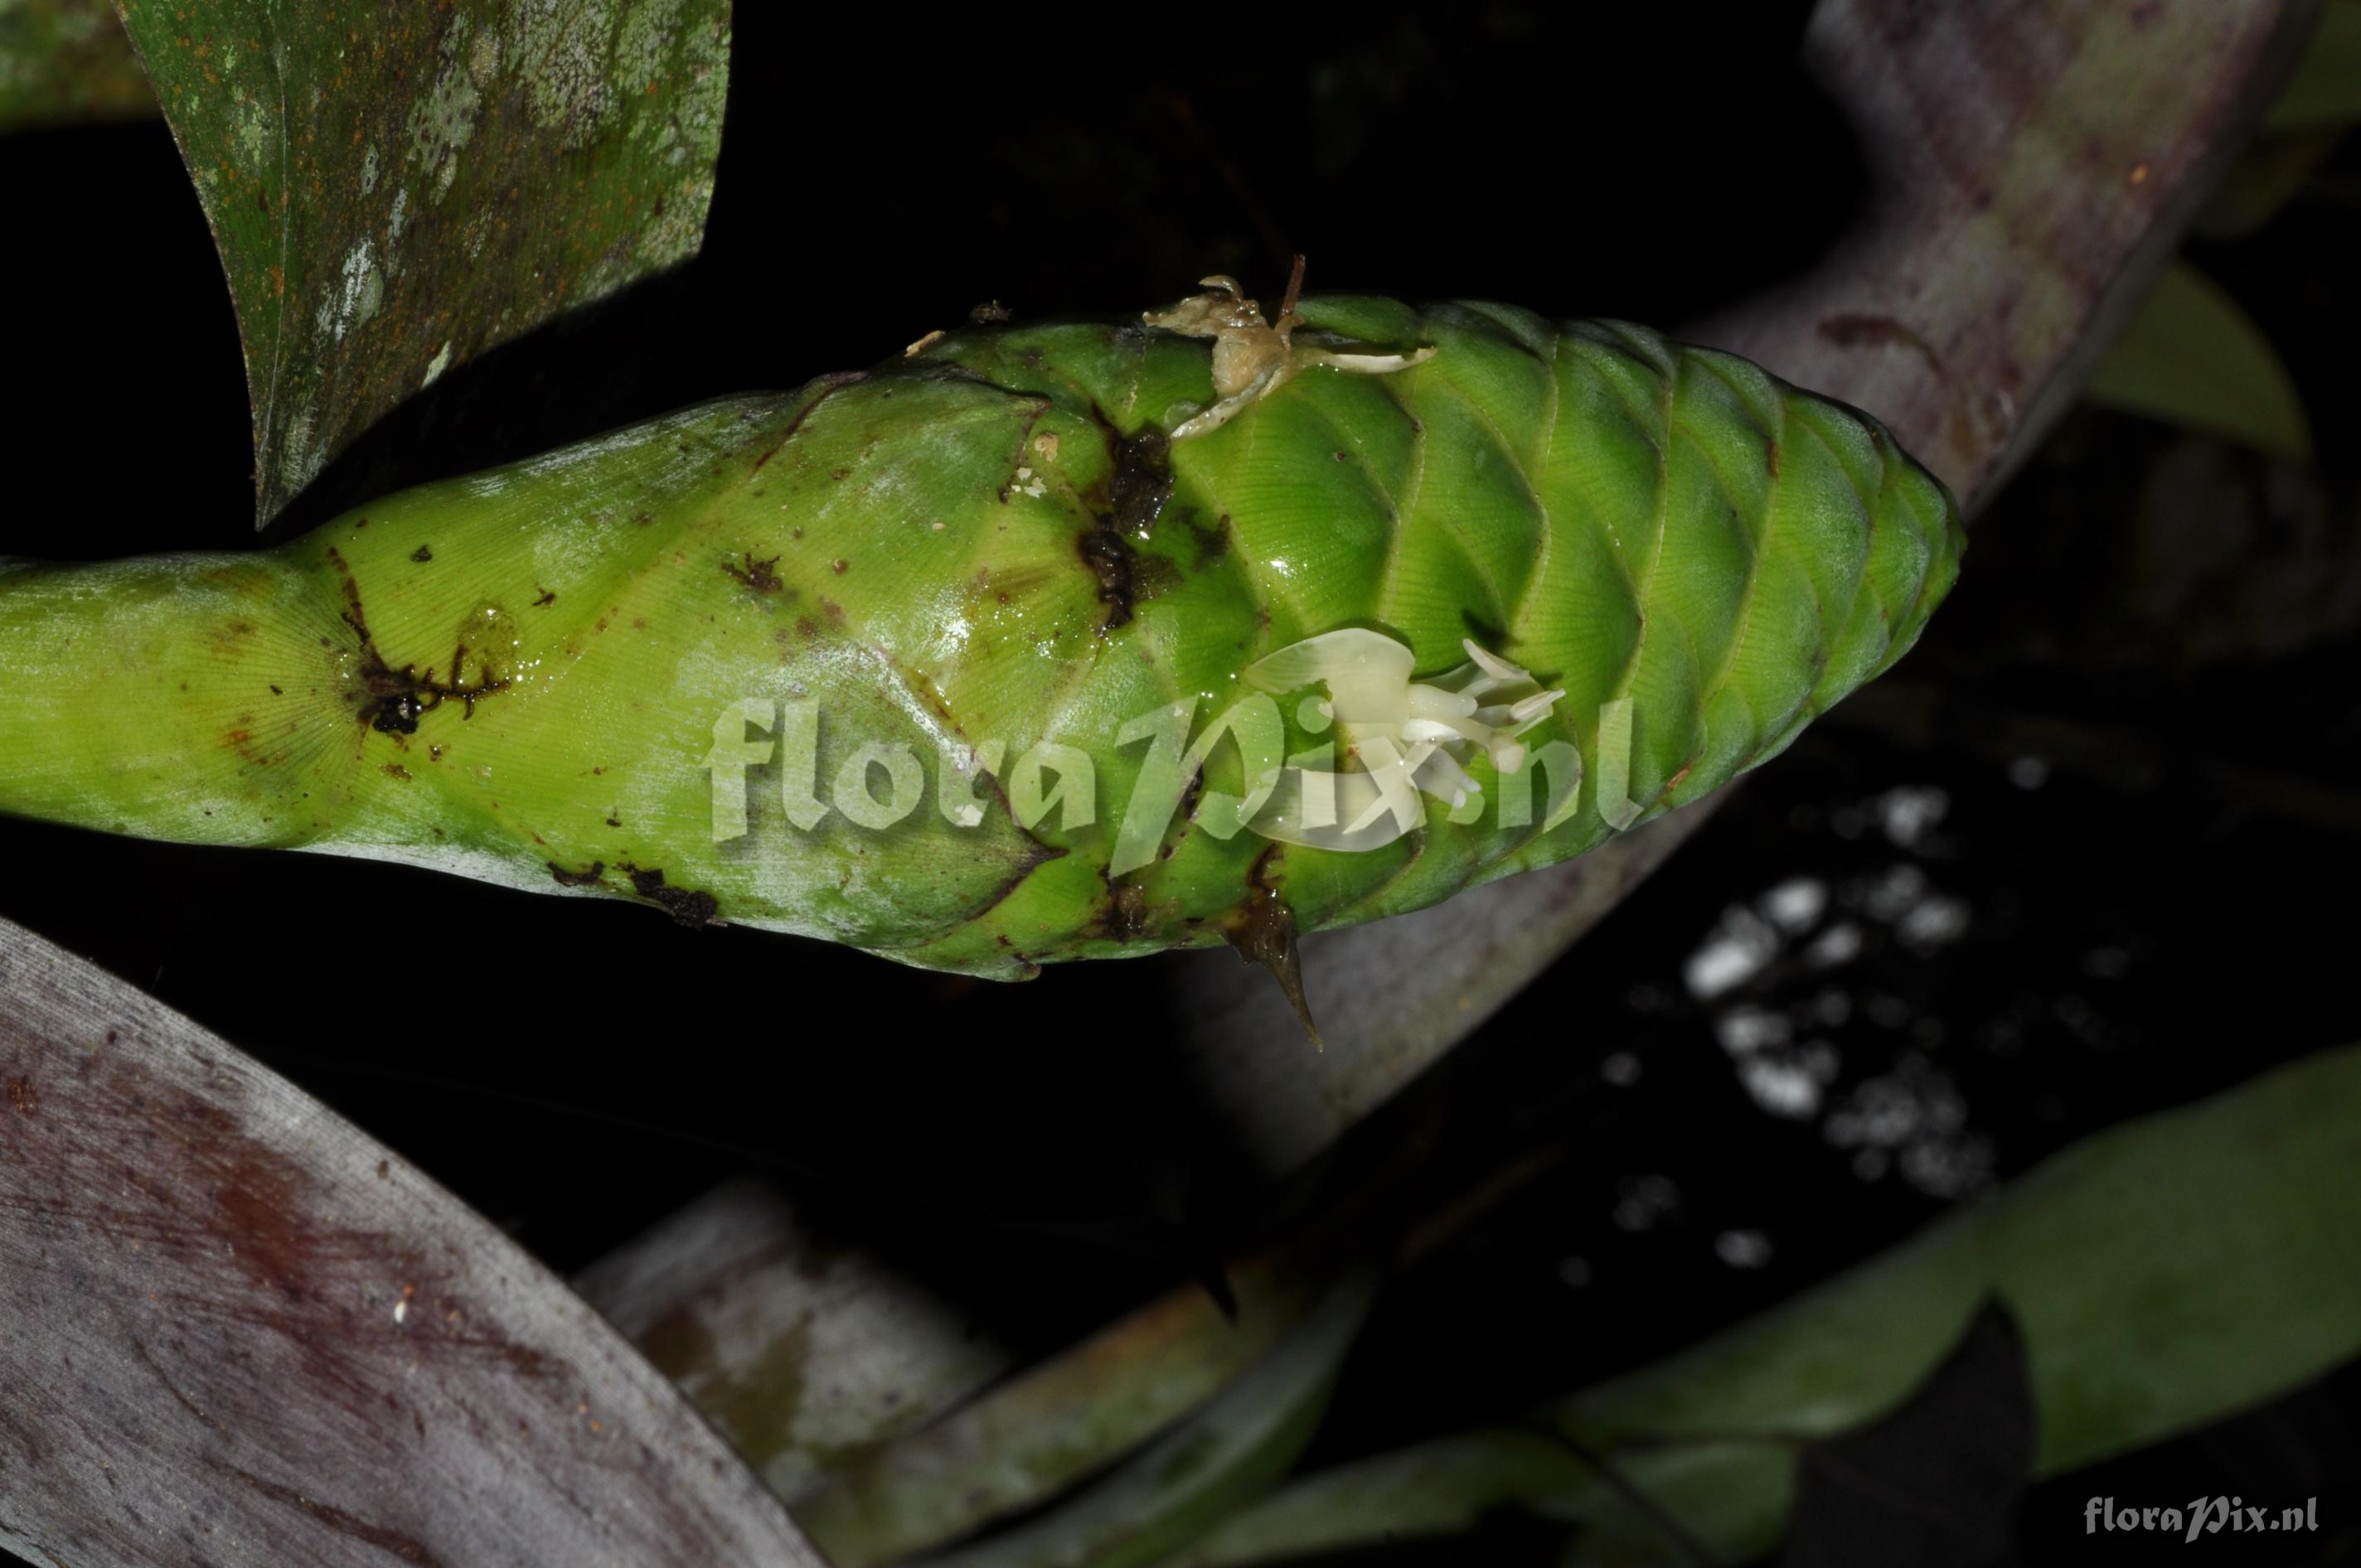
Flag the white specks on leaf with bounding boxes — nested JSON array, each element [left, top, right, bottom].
[[230, 92, 271, 172], [409, 14, 485, 201], [469, 26, 502, 86], [423, 340, 454, 389], [278, 403, 322, 496], [515, 0, 618, 149], [315, 238, 381, 342]]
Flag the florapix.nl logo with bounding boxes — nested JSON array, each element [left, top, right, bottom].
[[2086, 1496, 2320, 1543], [700, 629, 1650, 865]]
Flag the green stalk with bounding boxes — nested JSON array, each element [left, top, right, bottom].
[[0, 551, 341, 847]]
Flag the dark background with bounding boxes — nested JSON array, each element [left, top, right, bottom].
[[4, 2, 2359, 1562]]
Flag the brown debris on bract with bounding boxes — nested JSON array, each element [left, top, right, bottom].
[[1089, 877, 1153, 945], [328, 547, 511, 733], [548, 860, 605, 888], [1074, 423, 1176, 633], [1223, 849, 1321, 1048], [623, 865, 721, 927], [1181, 508, 1231, 568], [368, 690, 425, 734], [1078, 529, 1137, 632], [1109, 883, 1151, 940], [1108, 428, 1173, 536], [721, 551, 785, 594]]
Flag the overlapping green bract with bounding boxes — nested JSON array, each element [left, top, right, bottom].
[[0, 299, 1961, 975], [885, 300, 1961, 970]]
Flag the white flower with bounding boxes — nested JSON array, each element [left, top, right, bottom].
[[1241, 628, 1563, 851]]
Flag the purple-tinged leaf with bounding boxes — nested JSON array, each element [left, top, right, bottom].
[[0, 917, 825, 1568]]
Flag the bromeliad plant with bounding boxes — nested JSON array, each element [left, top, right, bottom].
[[3, 3, 2339, 1568], [0, 266, 1960, 984]]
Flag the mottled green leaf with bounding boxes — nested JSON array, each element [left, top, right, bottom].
[[114, 0, 730, 523], [2085, 261, 2313, 462], [1169, 1044, 2361, 1566], [2266, 0, 2361, 131], [0, 0, 148, 128]]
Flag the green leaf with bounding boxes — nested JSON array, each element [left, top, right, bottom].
[[1780, 1303, 2035, 1568], [919, 1281, 1374, 1568], [2266, 0, 2361, 133], [1170, 1044, 2361, 1566], [0, 0, 149, 129], [113, 0, 730, 524], [792, 1256, 1339, 1567], [2084, 261, 2313, 462]]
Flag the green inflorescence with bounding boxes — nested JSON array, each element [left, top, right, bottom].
[[0, 294, 1961, 984]]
